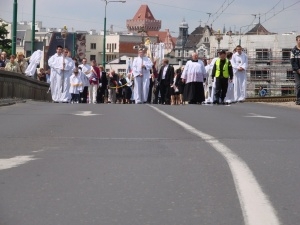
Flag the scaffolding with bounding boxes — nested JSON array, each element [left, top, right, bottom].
[[209, 49, 295, 97]]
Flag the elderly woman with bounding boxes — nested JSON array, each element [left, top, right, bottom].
[[5, 55, 21, 73], [16, 52, 28, 74]]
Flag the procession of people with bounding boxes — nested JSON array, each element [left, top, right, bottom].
[[44, 44, 250, 105]]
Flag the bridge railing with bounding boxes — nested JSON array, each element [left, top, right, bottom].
[[0, 70, 51, 101]]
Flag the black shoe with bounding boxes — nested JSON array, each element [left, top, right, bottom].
[[295, 102, 300, 105], [213, 101, 219, 105], [220, 100, 225, 105]]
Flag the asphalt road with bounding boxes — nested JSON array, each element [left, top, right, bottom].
[[0, 101, 299, 225]]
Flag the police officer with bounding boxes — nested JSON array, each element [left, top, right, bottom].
[[212, 50, 233, 104]]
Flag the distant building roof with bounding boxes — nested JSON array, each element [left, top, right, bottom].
[[185, 25, 212, 48], [126, 4, 161, 32], [245, 23, 274, 35]]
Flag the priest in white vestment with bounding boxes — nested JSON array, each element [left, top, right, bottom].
[[132, 49, 153, 104], [48, 46, 74, 102], [181, 52, 207, 104], [232, 45, 248, 102]]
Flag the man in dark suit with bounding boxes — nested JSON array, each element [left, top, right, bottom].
[[156, 59, 174, 104], [97, 65, 108, 103]]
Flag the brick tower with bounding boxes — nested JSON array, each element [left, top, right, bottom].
[[126, 5, 162, 33]]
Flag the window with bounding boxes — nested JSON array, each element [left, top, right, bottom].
[[281, 85, 295, 96], [177, 50, 181, 57], [118, 69, 126, 75], [91, 43, 96, 49], [90, 55, 96, 61], [282, 48, 291, 64], [250, 70, 270, 81], [256, 49, 270, 60], [286, 70, 294, 81]]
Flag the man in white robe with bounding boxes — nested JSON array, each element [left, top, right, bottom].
[[78, 58, 91, 103], [232, 45, 248, 102], [132, 49, 153, 104], [48, 46, 74, 102], [60, 49, 74, 102]]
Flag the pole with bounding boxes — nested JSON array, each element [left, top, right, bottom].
[[102, 1, 107, 70], [12, 0, 18, 55], [73, 33, 76, 57], [31, 0, 36, 55], [239, 28, 241, 45]]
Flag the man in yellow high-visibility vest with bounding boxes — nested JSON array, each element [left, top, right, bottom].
[[212, 50, 233, 104]]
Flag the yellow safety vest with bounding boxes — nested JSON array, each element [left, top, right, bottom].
[[215, 59, 230, 78]]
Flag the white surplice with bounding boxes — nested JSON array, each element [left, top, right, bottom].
[[232, 52, 248, 101], [48, 54, 74, 102], [132, 56, 153, 103]]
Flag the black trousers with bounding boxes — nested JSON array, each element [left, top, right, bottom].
[[295, 72, 300, 103], [159, 80, 170, 104], [147, 78, 154, 103], [79, 86, 88, 103], [214, 77, 229, 102]]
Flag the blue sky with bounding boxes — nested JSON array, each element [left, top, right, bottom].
[[1, 0, 300, 35]]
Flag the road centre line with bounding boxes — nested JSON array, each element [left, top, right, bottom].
[[149, 105, 281, 225]]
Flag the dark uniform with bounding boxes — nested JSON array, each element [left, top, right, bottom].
[[212, 57, 233, 104]]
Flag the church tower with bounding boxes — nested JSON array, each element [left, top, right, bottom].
[[126, 5, 162, 33], [176, 19, 189, 48]]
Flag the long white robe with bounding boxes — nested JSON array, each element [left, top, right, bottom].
[[48, 54, 74, 102], [25, 50, 42, 77], [232, 52, 248, 101], [132, 56, 153, 103]]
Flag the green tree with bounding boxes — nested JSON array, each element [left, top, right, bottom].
[[0, 23, 12, 56]]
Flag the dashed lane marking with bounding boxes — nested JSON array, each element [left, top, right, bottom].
[[0, 155, 37, 171]]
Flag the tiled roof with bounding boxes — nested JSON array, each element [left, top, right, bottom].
[[245, 23, 273, 35], [132, 5, 156, 20]]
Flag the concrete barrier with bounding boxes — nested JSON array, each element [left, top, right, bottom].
[[0, 70, 51, 102]]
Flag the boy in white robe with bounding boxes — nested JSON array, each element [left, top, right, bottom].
[[132, 48, 153, 104], [69, 68, 83, 103], [232, 45, 248, 102]]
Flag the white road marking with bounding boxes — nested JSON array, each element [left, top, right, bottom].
[[149, 105, 281, 225], [73, 111, 101, 117], [0, 155, 37, 170], [244, 113, 276, 119]]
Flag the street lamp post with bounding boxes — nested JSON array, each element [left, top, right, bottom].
[[215, 30, 223, 55], [12, 0, 18, 55], [102, 0, 126, 70], [61, 26, 68, 93], [31, 0, 36, 55]]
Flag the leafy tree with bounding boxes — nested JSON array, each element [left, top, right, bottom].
[[0, 23, 12, 56]]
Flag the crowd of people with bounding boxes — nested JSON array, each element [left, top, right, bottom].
[[1, 44, 249, 105], [44, 44, 250, 105]]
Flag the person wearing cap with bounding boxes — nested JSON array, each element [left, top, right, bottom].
[[181, 52, 207, 104], [16, 52, 28, 75], [212, 50, 233, 104], [291, 35, 300, 105], [132, 47, 153, 104], [69, 67, 83, 103], [232, 45, 248, 102]]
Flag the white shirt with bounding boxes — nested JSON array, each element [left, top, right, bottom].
[[162, 65, 168, 79]]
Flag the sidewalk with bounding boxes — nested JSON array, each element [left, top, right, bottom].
[[259, 101, 300, 109], [0, 98, 26, 107]]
